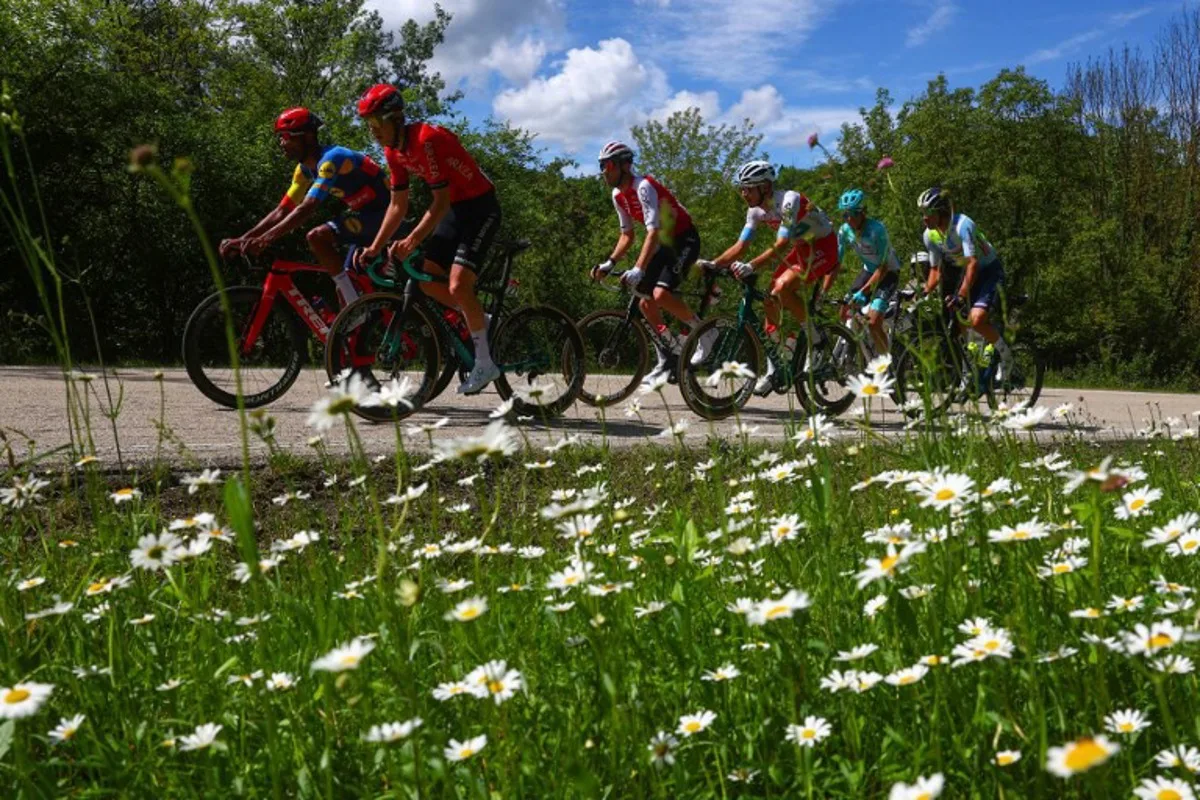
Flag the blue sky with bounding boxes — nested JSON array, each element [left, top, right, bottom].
[[368, 0, 1177, 170]]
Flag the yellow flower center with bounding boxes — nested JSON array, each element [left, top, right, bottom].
[[339, 655, 360, 667], [997, 753, 1016, 765], [564, 575, 580, 585], [88, 581, 107, 594], [1053, 563, 1071, 574], [802, 729, 815, 739], [880, 554, 900, 572], [458, 607, 481, 620], [1158, 790, 1183, 800], [115, 489, 133, 497], [1130, 498, 1146, 510], [1149, 633, 1175, 649], [4, 689, 31, 704], [862, 384, 879, 396], [934, 488, 955, 501], [898, 674, 916, 684], [1184, 541, 1198, 551], [916, 794, 932, 800], [488, 680, 504, 694], [684, 721, 701, 732], [1064, 739, 1109, 772], [764, 604, 790, 620], [1118, 722, 1134, 732], [147, 546, 164, 559], [1013, 531, 1029, 540], [459, 747, 475, 758], [983, 639, 1001, 651]]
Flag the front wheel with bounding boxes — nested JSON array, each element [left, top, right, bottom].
[[493, 306, 586, 417], [182, 285, 307, 408], [324, 293, 443, 422], [577, 309, 650, 407], [894, 335, 966, 417], [987, 340, 1045, 411], [678, 316, 763, 420]]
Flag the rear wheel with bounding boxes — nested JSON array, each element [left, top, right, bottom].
[[894, 335, 967, 417], [678, 316, 762, 420], [493, 305, 586, 417], [182, 286, 307, 408], [798, 323, 863, 417], [324, 293, 443, 422], [577, 310, 650, 407]]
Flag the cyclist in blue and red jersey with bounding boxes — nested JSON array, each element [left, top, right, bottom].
[[590, 141, 716, 385], [219, 107, 390, 307], [354, 83, 503, 396]]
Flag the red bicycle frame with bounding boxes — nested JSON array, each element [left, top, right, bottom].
[[239, 258, 375, 356]]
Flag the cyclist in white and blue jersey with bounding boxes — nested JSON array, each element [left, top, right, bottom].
[[917, 186, 1014, 380], [836, 188, 900, 354]]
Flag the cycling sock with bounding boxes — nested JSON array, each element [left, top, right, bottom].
[[471, 329, 493, 365], [333, 272, 359, 306], [683, 315, 701, 329]]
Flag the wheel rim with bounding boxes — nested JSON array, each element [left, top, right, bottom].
[[496, 309, 584, 413], [803, 327, 862, 412], [579, 313, 647, 406], [683, 319, 758, 409], [192, 293, 299, 402]]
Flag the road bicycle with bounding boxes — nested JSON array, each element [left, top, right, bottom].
[[182, 254, 376, 408], [324, 240, 586, 421], [677, 265, 862, 420], [575, 267, 722, 406]]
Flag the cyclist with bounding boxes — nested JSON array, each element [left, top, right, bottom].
[[590, 141, 715, 385], [353, 83, 503, 396], [836, 188, 900, 355], [219, 107, 389, 310], [706, 160, 840, 395], [917, 186, 1014, 380]]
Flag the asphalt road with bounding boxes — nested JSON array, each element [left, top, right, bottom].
[[2, 366, 1198, 467]]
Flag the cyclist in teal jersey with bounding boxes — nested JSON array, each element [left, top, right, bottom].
[[917, 186, 1014, 380], [835, 188, 899, 354]]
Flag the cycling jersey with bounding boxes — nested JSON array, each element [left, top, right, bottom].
[[739, 190, 833, 242], [923, 213, 999, 269], [280, 145, 389, 214], [384, 122, 494, 203], [837, 217, 900, 272], [613, 174, 694, 247]]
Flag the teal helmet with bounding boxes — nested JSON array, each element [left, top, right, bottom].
[[838, 188, 866, 213]]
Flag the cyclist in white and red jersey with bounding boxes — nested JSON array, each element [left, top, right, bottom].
[[590, 141, 716, 384], [355, 83, 503, 395], [707, 160, 840, 394]]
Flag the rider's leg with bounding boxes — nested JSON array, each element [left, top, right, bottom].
[[866, 309, 889, 354], [449, 266, 492, 366], [306, 224, 359, 305]]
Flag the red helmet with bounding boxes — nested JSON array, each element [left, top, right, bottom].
[[274, 107, 323, 134], [357, 84, 405, 118]]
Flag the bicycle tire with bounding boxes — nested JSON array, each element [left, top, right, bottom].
[[577, 309, 650, 407], [324, 292, 443, 422], [798, 322, 863, 417], [493, 305, 586, 417], [182, 285, 307, 409], [678, 316, 763, 421], [894, 335, 966, 417], [987, 340, 1046, 411]]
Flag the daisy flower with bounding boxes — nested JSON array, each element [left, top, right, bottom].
[[129, 532, 186, 572], [847, 371, 894, 400], [677, 709, 716, 737], [444, 734, 487, 762], [465, 660, 523, 705], [1155, 745, 1200, 771], [746, 589, 811, 626], [884, 665, 929, 687], [363, 718, 423, 743], [0, 682, 54, 719], [914, 472, 975, 510], [1134, 777, 1196, 800], [647, 731, 678, 766], [110, 487, 141, 504], [995, 749, 1022, 766], [701, 664, 741, 682], [786, 716, 832, 747], [178, 723, 223, 752], [310, 638, 375, 673], [1122, 621, 1183, 656], [1104, 708, 1150, 735], [1046, 736, 1119, 777], [888, 773, 944, 799], [48, 714, 86, 743], [445, 596, 488, 622], [1114, 486, 1162, 520]]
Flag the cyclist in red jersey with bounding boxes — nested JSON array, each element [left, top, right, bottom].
[[354, 83, 503, 395], [590, 141, 716, 384], [219, 108, 389, 308]]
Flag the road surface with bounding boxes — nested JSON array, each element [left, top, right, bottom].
[[2, 367, 1197, 467]]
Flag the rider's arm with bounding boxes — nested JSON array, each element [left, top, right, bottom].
[[958, 256, 979, 300], [405, 185, 452, 246], [820, 264, 840, 295], [748, 235, 791, 270], [955, 217, 979, 300], [634, 227, 660, 269], [922, 231, 941, 295], [609, 230, 635, 263], [241, 206, 288, 239], [631, 179, 661, 268], [257, 195, 322, 244], [712, 238, 749, 266], [367, 188, 411, 254]]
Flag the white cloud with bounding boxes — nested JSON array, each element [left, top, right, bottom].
[[1024, 29, 1104, 64], [366, 0, 562, 87], [643, 0, 833, 84], [725, 85, 785, 127], [719, 85, 857, 150], [492, 38, 670, 151], [906, 1, 959, 48], [482, 37, 548, 85], [646, 89, 721, 123]]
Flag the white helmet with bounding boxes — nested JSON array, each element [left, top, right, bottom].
[[734, 160, 775, 188], [598, 141, 634, 164]]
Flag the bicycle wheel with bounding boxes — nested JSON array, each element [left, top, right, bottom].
[[493, 305, 586, 417], [183, 286, 307, 408], [577, 309, 650, 407], [324, 293, 442, 422], [798, 323, 863, 417], [894, 335, 965, 417], [988, 340, 1045, 411], [678, 316, 762, 421]]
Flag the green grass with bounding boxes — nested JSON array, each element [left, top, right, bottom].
[[4, 411, 1200, 798]]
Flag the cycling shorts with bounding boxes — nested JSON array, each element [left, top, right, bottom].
[[422, 190, 502, 274], [638, 226, 701, 295], [773, 232, 838, 284], [849, 268, 900, 313], [326, 207, 386, 247], [966, 260, 1005, 310]]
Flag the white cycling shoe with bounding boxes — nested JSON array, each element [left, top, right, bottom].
[[688, 328, 719, 366], [458, 360, 501, 395]]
